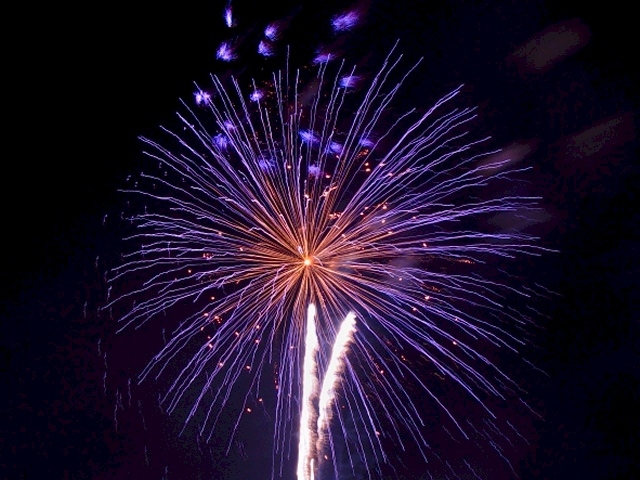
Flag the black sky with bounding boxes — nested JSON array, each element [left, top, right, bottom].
[[2, 0, 638, 479]]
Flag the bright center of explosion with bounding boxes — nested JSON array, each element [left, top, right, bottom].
[[303, 258, 312, 267]]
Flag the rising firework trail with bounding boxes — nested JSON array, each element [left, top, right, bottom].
[[107, 42, 550, 478], [298, 305, 357, 480], [297, 305, 319, 480], [315, 312, 356, 480]]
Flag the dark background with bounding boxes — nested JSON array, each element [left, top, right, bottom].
[[2, 0, 638, 478]]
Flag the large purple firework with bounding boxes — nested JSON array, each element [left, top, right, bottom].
[[107, 44, 549, 478]]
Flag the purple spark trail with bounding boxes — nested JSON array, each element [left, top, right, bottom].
[[107, 46, 550, 478]]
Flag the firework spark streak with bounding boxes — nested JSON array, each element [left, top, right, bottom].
[[107, 46, 549, 478], [297, 305, 357, 480], [315, 312, 356, 479], [297, 305, 319, 480]]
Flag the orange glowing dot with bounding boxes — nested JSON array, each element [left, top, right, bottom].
[[303, 258, 312, 266]]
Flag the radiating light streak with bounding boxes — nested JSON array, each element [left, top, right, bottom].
[[108, 44, 551, 478]]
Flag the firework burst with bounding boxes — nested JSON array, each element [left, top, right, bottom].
[[107, 46, 549, 478]]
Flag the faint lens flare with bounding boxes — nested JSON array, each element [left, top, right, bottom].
[[509, 18, 590, 74]]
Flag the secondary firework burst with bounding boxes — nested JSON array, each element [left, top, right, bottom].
[[107, 45, 549, 478]]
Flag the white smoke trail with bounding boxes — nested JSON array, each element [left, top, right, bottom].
[[297, 305, 319, 480], [298, 308, 357, 480], [317, 313, 357, 436]]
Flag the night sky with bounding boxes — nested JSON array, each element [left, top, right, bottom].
[[2, 1, 638, 479]]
